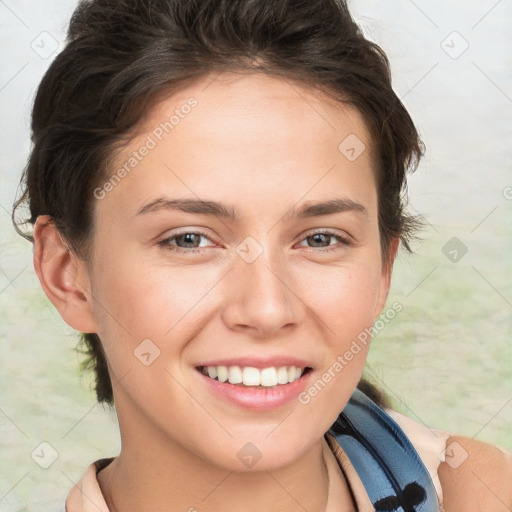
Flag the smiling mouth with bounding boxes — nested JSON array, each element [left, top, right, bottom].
[[197, 365, 312, 388]]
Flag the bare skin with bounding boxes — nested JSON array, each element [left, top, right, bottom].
[[439, 435, 512, 511], [34, 71, 398, 511]]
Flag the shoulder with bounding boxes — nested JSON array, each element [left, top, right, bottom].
[[386, 409, 512, 511], [65, 457, 114, 512], [438, 435, 512, 512]]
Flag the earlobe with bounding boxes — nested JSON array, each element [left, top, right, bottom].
[[33, 215, 97, 333]]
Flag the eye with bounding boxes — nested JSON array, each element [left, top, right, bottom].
[[298, 230, 351, 252], [158, 229, 351, 255], [158, 230, 217, 254]]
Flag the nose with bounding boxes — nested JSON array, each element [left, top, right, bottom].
[[220, 247, 300, 339]]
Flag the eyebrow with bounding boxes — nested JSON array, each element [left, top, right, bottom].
[[135, 197, 368, 220]]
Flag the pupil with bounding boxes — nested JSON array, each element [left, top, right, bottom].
[[181, 233, 199, 247], [311, 234, 329, 247]]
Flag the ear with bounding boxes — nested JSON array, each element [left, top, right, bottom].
[[33, 215, 97, 333], [373, 237, 400, 318]]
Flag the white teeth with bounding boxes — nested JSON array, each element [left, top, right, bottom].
[[276, 366, 289, 384], [260, 367, 278, 387], [228, 366, 243, 384], [242, 367, 261, 386], [201, 365, 306, 387], [217, 365, 228, 382]]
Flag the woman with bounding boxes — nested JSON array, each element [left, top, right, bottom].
[[13, 0, 511, 510]]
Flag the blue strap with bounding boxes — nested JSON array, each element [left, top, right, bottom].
[[327, 389, 440, 512]]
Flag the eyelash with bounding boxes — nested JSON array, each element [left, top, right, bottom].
[[157, 229, 351, 254]]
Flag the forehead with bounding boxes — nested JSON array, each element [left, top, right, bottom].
[[134, 71, 375, 162], [102, 72, 377, 216]]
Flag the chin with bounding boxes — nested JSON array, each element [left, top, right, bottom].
[[195, 426, 323, 473]]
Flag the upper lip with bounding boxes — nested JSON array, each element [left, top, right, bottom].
[[196, 356, 313, 369]]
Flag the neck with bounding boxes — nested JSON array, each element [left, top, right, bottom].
[[100, 443, 329, 512], [97, 409, 355, 512]]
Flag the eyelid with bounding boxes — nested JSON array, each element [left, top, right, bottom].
[[169, 228, 216, 242], [301, 227, 353, 241], [157, 229, 219, 252], [158, 227, 353, 254], [295, 228, 353, 250]]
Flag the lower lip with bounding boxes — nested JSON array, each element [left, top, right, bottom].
[[197, 369, 312, 411]]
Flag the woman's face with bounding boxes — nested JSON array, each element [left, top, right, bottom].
[[83, 72, 394, 471]]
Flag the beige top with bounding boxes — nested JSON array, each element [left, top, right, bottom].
[[65, 409, 451, 511]]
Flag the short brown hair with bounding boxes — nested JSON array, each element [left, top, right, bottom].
[[13, 0, 423, 406]]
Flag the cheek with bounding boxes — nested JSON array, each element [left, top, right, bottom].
[[293, 273, 378, 426], [296, 260, 381, 402], [86, 260, 208, 411], [88, 247, 223, 366], [297, 259, 382, 340]]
